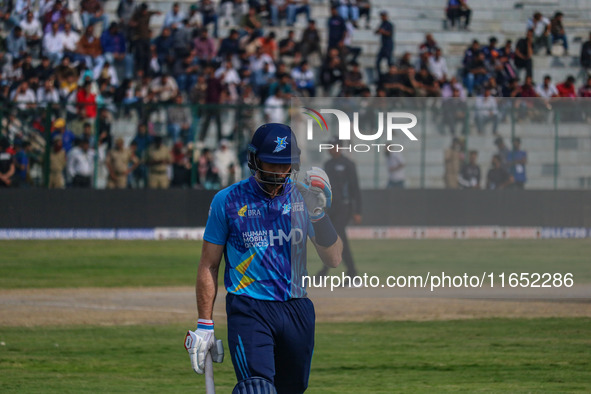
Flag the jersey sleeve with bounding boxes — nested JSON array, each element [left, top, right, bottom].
[[203, 191, 229, 245]]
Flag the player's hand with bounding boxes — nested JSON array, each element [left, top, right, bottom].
[[296, 167, 332, 221], [184, 319, 223, 374]]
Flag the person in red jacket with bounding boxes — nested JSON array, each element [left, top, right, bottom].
[[556, 75, 576, 97], [76, 81, 97, 121]]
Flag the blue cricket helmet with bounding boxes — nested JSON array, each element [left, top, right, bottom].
[[248, 123, 301, 167]]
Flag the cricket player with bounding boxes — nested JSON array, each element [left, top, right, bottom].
[[185, 123, 343, 393]]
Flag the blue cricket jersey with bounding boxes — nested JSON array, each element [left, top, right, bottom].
[[203, 176, 313, 301]]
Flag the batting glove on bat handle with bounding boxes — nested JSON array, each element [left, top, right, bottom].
[[296, 167, 332, 221], [185, 319, 221, 374]]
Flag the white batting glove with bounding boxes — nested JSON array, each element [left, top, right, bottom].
[[184, 319, 223, 374], [296, 167, 332, 221]]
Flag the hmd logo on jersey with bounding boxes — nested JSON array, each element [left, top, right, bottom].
[[238, 204, 261, 218], [303, 107, 419, 153], [269, 229, 304, 246]]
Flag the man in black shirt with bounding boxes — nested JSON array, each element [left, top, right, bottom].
[[580, 31, 591, 70], [459, 150, 481, 189], [515, 30, 534, 79], [316, 140, 362, 277], [486, 154, 513, 189], [375, 10, 394, 76], [327, 7, 347, 50]]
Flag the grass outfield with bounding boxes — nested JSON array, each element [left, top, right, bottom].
[[1, 319, 590, 392], [1, 239, 590, 288]]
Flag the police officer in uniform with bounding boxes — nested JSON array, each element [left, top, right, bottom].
[[317, 138, 362, 277], [147, 136, 172, 189], [106, 137, 138, 189], [49, 136, 67, 189]]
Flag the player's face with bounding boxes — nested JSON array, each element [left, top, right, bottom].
[[257, 161, 293, 195]]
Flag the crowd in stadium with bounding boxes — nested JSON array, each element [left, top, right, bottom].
[[0, 0, 588, 189]]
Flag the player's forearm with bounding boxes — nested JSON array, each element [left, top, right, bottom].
[[316, 236, 343, 268], [196, 262, 219, 321]]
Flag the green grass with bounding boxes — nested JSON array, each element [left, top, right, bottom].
[[1, 319, 590, 393], [0, 240, 590, 288]]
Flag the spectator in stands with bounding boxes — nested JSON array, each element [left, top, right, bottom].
[[578, 75, 591, 97], [218, 29, 240, 59], [20, 11, 42, 57], [459, 150, 480, 189], [0, 137, 15, 187], [241, 6, 262, 38], [358, 0, 371, 29], [493, 136, 510, 171], [375, 10, 394, 76], [6, 26, 26, 61], [441, 88, 468, 135], [419, 33, 438, 56], [279, 30, 299, 61], [13, 80, 36, 111], [300, 20, 321, 59], [48, 135, 66, 188], [62, 22, 80, 58], [51, 118, 75, 153], [76, 24, 105, 79], [42, 0, 70, 34], [67, 137, 94, 188], [170, 141, 191, 188], [481, 36, 499, 62], [486, 154, 513, 189], [506, 137, 527, 189], [550, 11, 568, 55], [474, 88, 498, 134], [337, 0, 359, 27], [414, 67, 440, 97], [515, 29, 533, 79], [197, 147, 219, 189], [201, 0, 218, 37], [106, 137, 138, 189], [194, 28, 217, 66], [130, 3, 161, 75], [328, 6, 347, 50], [464, 52, 489, 96], [13, 140, 31, 187], [320, 49, 345, 95], [214, 139, 240, 188], [186, 4, 202, 29], [443, 137, 463, 188], [167, 94, 192, 143], [386, 149, 405, 188], [428, 47, 448, 85], [117, 0, 136, 30], [42, 22, 65, 65], [291, 60, 316, 97], [101, 22, 133, 81], [81, 0, 108, 29], [34, 56, 54, 82], [462, 39, 480, 69], [580, 31, 591, 74], [264, 89, 286, 123], [287, 0, 310, 27], [149, 73, 179, 103], [37, 77, 60, 107], [258, 31, 278, 61], [343, 61, 367, 95], [199, 65, 223, 142], [76, 81, 97, 123], [446, 0, 471, 30], [164, 2, 185, 28], [556, 75, 576, 97], [147, 135, 171, 189], [535, 74, 558, 99], [526, 12, 551, 55]]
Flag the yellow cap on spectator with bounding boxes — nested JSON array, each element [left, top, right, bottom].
[[54, 118, 66, 128]]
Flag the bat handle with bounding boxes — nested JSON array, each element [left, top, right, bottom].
[[205, 352, 215, 394]]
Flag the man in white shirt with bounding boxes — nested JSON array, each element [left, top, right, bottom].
[[67, 138, 95, 188], [474, 88, 499, 134], [526, 12, 551, 55], [264, 90, 286, 123], [163, 2, 185, 27], [12, 80, 36, 111], [291, 60, 316, 96], [386, 150, 405, 188], [20, 11, 42, 55], [62, 22, 81, 54], [535, 74, 559, 99], [42, 22, 65, 65], [427, 47, 448, 84], [249, 46, 276, 74], [213, 139, 241, 188]]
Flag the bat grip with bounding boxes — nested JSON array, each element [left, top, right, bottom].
[[205, 352, 215, 394]]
